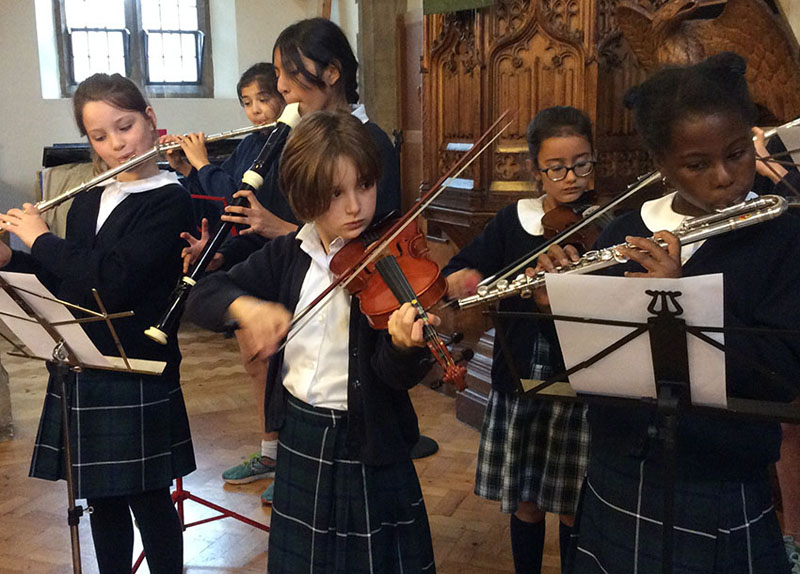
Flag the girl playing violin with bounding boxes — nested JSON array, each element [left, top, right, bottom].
[[445, 106, 595, 573], [0, 73, 195, 573], [184, 110, 436, 574], [539, 52, 800, 573]]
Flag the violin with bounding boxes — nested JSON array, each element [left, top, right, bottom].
[[540, 190, 604, 253], [330, 214, 468, 391]]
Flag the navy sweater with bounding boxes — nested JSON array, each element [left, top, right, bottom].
[[184, 231, 431, 465], [442, 202, 565, 393], [6, 183, 193, 379], [589, 209, 800, 481], [216, 120, 401, 269]]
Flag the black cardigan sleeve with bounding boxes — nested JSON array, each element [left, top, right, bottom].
[[28, 187, 192, 312]]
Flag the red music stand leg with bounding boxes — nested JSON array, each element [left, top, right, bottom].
[[131, 477, 269, 572]]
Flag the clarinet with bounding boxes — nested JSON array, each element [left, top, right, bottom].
[[145, 103, 301, 344]]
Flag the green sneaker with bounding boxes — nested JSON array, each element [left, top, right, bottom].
[[222, 454, 276, 484], [261, 482, 274, 505]]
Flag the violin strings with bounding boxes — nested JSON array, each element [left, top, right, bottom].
[[375, 256, 453, 366]]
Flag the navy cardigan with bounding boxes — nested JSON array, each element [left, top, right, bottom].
[[216, 120, 401, 269], [6, 183, 193, 379]]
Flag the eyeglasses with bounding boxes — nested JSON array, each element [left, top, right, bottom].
[[539, 160, 596, 182]]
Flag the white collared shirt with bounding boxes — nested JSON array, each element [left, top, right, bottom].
[[517, 196, 547, 236], [639, 191, 757, 264], [281, 223, 351, 410], [95, 171, 180, 233]]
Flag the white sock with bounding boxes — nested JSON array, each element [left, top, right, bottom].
[[261, 439, 278, 460]]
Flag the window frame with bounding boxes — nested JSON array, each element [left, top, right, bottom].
[[53, 0, 214, 98]]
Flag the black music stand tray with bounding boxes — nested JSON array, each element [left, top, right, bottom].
[[489, 278, 800, 574]]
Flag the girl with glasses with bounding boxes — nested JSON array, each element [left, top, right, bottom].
[[444, 105, 596, 573]]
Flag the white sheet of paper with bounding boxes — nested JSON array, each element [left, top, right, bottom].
[[0, 271, 110, 367], [545, 273, 726, 408]]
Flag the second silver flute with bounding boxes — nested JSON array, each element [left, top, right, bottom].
[[455, 194, 788, 310], [35, 122, 276, 213]]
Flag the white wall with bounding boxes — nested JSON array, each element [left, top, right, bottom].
[[0, 0, 359, 216]]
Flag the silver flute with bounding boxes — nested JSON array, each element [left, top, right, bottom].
[[35, 122, 276, 213], [455, 194, 788, 310]]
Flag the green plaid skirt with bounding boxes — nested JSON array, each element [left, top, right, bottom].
[[268, 395, 436, 573], [29, 367, 195, 499], [475, 388, 589, 515], [566, 454, 791, 573]]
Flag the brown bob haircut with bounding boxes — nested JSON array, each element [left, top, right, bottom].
[[280, 110, 381, 222]]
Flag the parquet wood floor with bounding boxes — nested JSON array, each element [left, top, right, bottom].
[[0, 324, 561, 573]]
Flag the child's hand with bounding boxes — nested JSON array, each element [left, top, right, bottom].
[[180, 218, 225, 273], [445, 268, 483, 299], [221, 189, 298, 238], [0, 238, 11, 268], [177, 132, 210, 171], [534, 244, 580, 274], [387, 302, 441, 351], [0, 204, 49, 248], [528, 244, 581, 310], [159, 134, 192, 176], [618, 231, 682, 278], [752, 127, 787, 184], [228, 296, 292, 362]]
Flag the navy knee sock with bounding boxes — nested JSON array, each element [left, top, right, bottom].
[[559, 521, 573, 572], [510, 513, 545, 574]]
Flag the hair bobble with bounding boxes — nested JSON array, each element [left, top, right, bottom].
[[623, 86, 643, 110]]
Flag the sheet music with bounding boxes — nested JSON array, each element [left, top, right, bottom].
[[545, 273, 727, 408], [0, 271, 110, 367]]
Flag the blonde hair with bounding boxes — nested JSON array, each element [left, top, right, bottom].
[[280, 110, 380, 221]]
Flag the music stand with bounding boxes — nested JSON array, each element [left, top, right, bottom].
[[0, 271, 170, 574], [488, 273, 800, 574]]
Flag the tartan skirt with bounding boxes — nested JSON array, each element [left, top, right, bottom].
[[475, 388, 590, 515], [566, 454, 791, 574], [268, 395, 436, 574], [29, 367, 196, 499]]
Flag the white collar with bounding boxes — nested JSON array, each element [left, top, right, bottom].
[[350, 103, 369, 124], [297, 223, 347, 267], [98, 170, 180, 193], [641, 190, 759, 233], [517, 196, 546, 236]]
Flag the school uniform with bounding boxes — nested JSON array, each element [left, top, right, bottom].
[[181, 129, 272, 201], [443, 197, 590, 516], [567, 192, 800, 573], [216, 104, 401, 269], [6, 172, 196, 499], [185, 223, 436, 573]]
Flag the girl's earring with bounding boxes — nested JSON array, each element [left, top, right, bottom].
[[661, 175, 674, 190]]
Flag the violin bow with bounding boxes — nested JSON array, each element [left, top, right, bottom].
[[279, 109, 518, 350], [476, 170, 663, 292]]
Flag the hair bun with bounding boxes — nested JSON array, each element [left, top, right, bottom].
[[701, 51, 747, 78]]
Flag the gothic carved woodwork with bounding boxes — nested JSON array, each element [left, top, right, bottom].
[[420, 0, 798, 426], [616, 0, 800, 122]]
